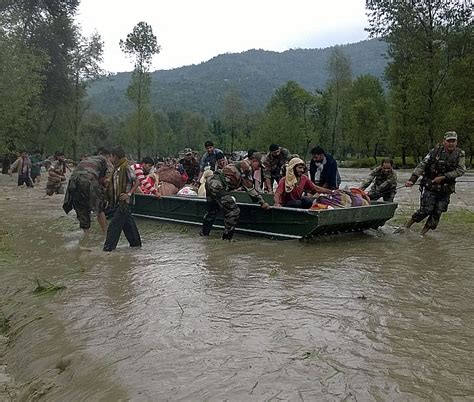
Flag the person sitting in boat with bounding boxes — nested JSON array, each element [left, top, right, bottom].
[[274, 158, 336, 209], [200, 153, 270, 240], [359, 158, 398, 202], [216, 153, 228, 170], [132, 156, 160, 197]]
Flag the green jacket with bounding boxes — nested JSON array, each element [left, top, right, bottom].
[[409, 145, 466, 194], [361, 166, 397, 193]]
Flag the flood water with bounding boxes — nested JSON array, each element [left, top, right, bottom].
[[1, 169, 473, 400]]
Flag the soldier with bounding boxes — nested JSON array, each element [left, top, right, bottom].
[[360, 158, 398, 202], [46, 151, 67, 196], [263, 144, 290, 193], [63, 148, 112, 238], [179, 148, 199, 184], [403, 131, 466, 236], [200, 152, 270, 240]]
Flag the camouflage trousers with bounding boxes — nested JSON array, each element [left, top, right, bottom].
[[368, 190, 396, 202], [46, 179, 65, 196], [202, 177, 240, 234], [412, 189, 450, 230]]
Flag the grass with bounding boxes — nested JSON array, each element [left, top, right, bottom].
[[388, 208, 474, 227], [0, 312, 11, 334], [0, 229, 17, 262], [32, 278, 66, 295]]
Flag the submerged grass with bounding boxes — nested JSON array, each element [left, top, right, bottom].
[[0, 312, 11, 334], [32, 278, 66, 295], [0, 228, 17, 263], [389, 208, 474, 227]]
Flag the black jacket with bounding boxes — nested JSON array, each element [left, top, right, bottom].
[[309, 154, 341, 189]]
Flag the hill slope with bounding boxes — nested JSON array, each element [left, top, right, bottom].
[[88, 39, 388, 117]]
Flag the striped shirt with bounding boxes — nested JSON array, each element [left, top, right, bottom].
[[132, 163, 157, 195]]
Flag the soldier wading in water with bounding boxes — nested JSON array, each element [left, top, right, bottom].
[[402, 131, 466, 236], [200, 152, 270, 240]]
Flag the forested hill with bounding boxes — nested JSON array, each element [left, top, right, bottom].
[[88, 39, 388, 117]]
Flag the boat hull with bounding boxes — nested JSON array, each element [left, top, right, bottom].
[[131, 194, 398, 239]]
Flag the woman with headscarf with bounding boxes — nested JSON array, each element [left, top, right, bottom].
[[274, 158, 335, 208]]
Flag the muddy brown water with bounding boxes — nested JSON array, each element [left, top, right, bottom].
[[1, 169, 473, 400]]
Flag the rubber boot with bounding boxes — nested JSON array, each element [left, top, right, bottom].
[[222, 228, 235, 241], [200, 219, 213, 236]]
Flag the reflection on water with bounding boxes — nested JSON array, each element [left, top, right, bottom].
[[1, 172, 473, 400]]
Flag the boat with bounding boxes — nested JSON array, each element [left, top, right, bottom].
[[131, 193, 398, 240]]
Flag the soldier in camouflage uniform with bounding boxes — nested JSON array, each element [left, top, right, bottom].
[[360, 158, 398, 202], [263, 144, 290, 193], [46, 152, 67, 196], [63, 149, 112, 237], [403, 131, 465, 236], [201, 152, 270, 240]]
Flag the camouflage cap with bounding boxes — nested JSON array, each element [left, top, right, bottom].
[[444, 131, 457, 140]]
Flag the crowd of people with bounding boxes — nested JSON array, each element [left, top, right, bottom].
[[4, 130, 466, 247]]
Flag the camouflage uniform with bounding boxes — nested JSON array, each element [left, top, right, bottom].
[[263, 147, 290, 185], [202, 160, 266, 238], [46, 160, 67, 196], [62, 156, 110, 230], [409, 145, 465, 230], [360, 166, 398, 202]]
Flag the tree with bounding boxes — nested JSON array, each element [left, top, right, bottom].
[[68, 31, 103, 160], [325, 47, 352, 156], [120, 21, 160, 159], [366, 0, 472, 152], [347, 75, 387, 161], [221, 89, 244, 152]]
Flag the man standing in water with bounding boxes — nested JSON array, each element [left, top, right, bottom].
[[360, 158, 398, 202], [201, 152, 270, 240], [402, 131, 465, 236], [8, 150, 33, 188], [103, 146, 142, 252], [63, 148, 112, 238]]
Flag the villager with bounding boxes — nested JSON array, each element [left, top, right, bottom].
[[274, 158, 335, 208], [8, 150, 33, 188], [132, 156, 160, 197], [201, 153, 270, 240], [360, 158, 398, 202], [63, 148, 112, 237], [216, 153, 228, 170], [309, 146, 341, 189], [198, 140, 224, 180], [30, 150, 43, 183], [179, 148, 199, 184], [46, 152, 67, 196], [402, 131, 466, 236], [263, 143, 290, 193], [103, 146, 142, 251]]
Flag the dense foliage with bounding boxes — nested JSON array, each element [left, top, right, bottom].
[[1, 0, 471, 166]]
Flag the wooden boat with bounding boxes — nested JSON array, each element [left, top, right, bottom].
[[131, 193, 398, 240]]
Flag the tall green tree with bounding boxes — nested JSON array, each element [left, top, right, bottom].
[[69, 31, 104, 160], [120, 21, 160, 159], [347, 75, 387, 161], [221, 89, 244, 152], [366, 0, 472, 152], [325, 47, 352, 156]]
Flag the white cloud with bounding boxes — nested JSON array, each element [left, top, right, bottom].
[[77, 0, 369, 72]]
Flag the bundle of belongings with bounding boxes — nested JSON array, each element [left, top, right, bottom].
[[310, 188, 371, 210], [141, 165, 187, 196]]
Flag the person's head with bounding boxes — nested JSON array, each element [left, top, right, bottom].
[[204, 140, 214, 154], [216, 153, 228, 169], [111, 146, 125, 163], [269, 143, 280, 157], [247, 148, 257, 159], [249, 152, 263, 171], [381, 158, 393, 173], [141, 156, 155, 173], [310, 146, 326, 162], [19, 150, 27, 158], [293, 162, 306, 177], [183, 148, 193, 160], [56, 151, 65, 162], [33, 149, 41, 155], [443, 131, 458, 152]]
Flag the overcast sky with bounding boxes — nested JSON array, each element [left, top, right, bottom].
[[77, 0, 370, 73]]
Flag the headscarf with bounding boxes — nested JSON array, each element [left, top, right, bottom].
[[285, 157, 306, 193]]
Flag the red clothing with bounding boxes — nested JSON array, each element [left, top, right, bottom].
[[132, 163, 157, 195], [274, 175, 319, 206]]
